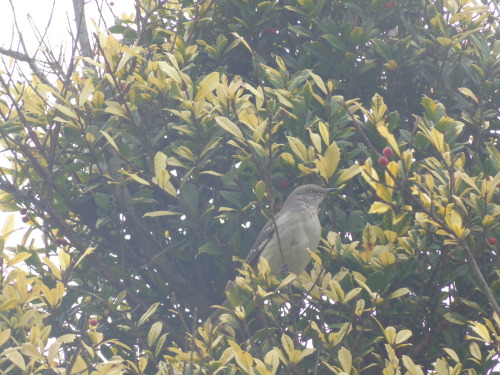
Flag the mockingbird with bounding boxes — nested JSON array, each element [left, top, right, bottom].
[[244, 184, 336, 274], [208, 184, 336, 321]]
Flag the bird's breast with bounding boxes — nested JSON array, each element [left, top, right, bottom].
[[260, 211, 321, 275]]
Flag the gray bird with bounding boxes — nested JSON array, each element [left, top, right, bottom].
[[245, 184, 337, 274], [207, 184, 336, 322]]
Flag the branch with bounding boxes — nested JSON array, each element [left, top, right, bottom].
[[72, 0, 93, 58], [0, 47, 52, 87]]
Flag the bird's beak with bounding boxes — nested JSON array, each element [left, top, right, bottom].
[[326, 188, 339, 193]]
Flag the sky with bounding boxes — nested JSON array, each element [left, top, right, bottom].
[[0, 0, 134, 55]]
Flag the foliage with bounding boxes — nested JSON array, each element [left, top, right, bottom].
[[0, 0, 499, 373]]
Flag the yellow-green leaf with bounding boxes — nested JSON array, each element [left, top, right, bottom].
[[73, 247, 95, 269], [79, 78, 95, 107], [338, 163, 361, 183], [395, 329, 412, 344], [100, 130, 119, 151], [384, 326, 396, 344], [0, 329, 11, 346], [318, 121, 329, 145], [195, 72, 219, 100], [42, 257, 62, 280], [436, 37, 454, 47], [54, 103, 78, 120], [4, 349, 25, 371], [138, 302, 160, 327], [58, 249, 71, 271], [119, 169, 150, 186], [308, 129, 322, 153], [376, 184, 393, 202], [469, 342, 481, 360], [338, 347, 352, 372], [7, 252, 31, 268], [469, 321, 491, 343], [377, 124, 400, 157], [369, 201, 391, 214], [287, 136, 309, 162], [430, 127, 446, 153], [309, 71, 327, 94], [104, 103, 129, 119], [158, 61, 182, 83], [457, 87, 478, 104], [445, 209, 464, 237], [143, 211, 182, 218], [2, 214, 14, 237], [0, 298, 18, 312], [386, 287, 411, 300], [215, 116, 244, 140], [402, 355, 424, 375], [281, 334, 295, 357]]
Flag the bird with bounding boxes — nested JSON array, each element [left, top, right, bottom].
[[244, 184, 337, 274], [207, 184, 336, 322]]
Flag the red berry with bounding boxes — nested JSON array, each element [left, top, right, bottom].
[[385, 2, 393, 7], [109, 1, 114, 6], [22, 216, 29, 223], [19, 208, 27, 215], [264, 27, 277, 35], [56, 238, 69, 246], [383, 147, 393, 158], [89, 318, 99, 326], [378, 156, 389, 167], [280, 180, 289, 188], [488, 237, 497, 246]]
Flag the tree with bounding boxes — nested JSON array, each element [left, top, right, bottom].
[[0, 0, 499, 373]]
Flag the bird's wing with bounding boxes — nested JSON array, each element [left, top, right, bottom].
[[244, 211, 284, 267]]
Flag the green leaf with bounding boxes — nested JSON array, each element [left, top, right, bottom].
[[147, 322, 163, 347], [323, 34, 347, 51], [255, 180, 266, 201], [349, 26, 364, 45], [198, 241, 225, 256]]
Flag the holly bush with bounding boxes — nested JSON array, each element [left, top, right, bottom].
[[0, 0, 499, 373]]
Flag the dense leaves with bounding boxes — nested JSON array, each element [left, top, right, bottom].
[[0, 0, 499, 373]]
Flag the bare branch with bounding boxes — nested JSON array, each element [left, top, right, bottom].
[[72, 0, 93, 58]]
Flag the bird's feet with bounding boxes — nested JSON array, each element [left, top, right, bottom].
[[278, 263, 289, 275]]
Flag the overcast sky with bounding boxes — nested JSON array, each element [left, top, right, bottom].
[[0, 0, 134, 54]]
